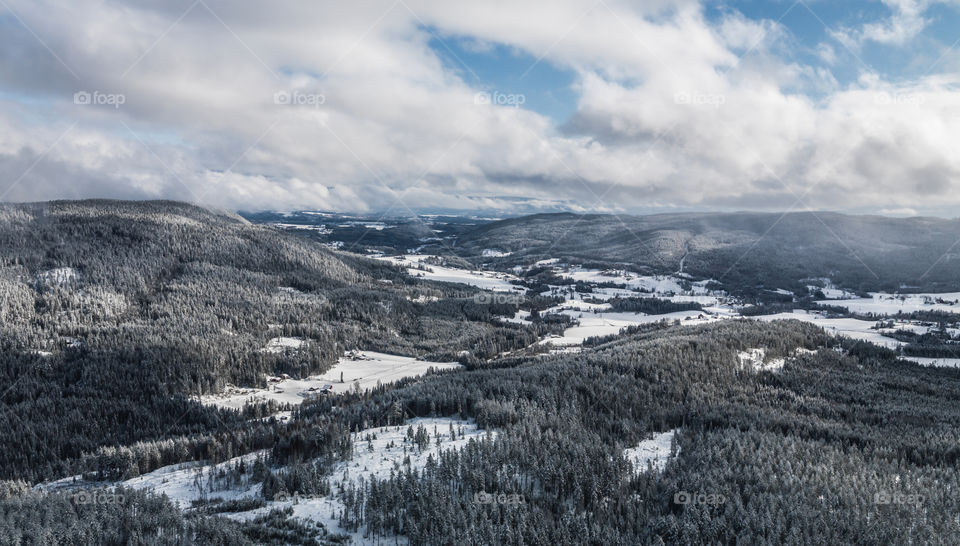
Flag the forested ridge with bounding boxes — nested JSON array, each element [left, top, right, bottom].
[[0, 200, 547, 483], [272, 320, 960, 544], [7, 317, 960, 544], [442, 211, 960, 295], [3, 201, 960, 544]]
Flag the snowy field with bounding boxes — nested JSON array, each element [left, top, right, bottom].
[[901, 356, 960, 368], [487, 273, 735, 349], [757, 311, 960, 368], [555, 266, 718, 296], [364, 254, 960, 364], [270, 223, 332, 234], [538, 310, 723, 347], [820, 292, 960, 315], [542, 285, 725, 307], [624, 429, 677, 473], [757, 311, 903, 350], [201, 351, 461, 411], [531, 288, 733, 347], [363, 256, 737, 350], [376, 254, 521, 292], [124, 451, 268, 508], [806, 278, 858, 299], [36, 450, 270, 504]]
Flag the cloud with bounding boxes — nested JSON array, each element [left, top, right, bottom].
[[863, 0, 930, 44], [831, 0, 951, 48], [880, 207, 919, 215], [0, 0, 959, 215], [817, 43, 838, 65]]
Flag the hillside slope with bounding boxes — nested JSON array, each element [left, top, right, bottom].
[[451, 211, 960, 293], [0, 200, 540, 482]]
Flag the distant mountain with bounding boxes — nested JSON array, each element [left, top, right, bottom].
[[449, 211, 960, 293]]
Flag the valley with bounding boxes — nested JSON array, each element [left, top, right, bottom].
[[4, 202, 960, 544], [8, 1, 960, 542]]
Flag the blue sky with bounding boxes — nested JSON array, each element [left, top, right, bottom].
[[430, 0, 960, 124], [429, 36, 581, 123]]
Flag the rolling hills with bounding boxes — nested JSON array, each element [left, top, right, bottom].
[[447, 211, 960, 294], [0, 200, 542, 482], [6, 201, 960, 544]]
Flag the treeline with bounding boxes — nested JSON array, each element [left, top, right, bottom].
[[0, 486, 337, 545], [605, 296, 702, 315], [884, 328, 960, 358]]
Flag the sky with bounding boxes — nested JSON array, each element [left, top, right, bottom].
[[2, 0, 960, 216]]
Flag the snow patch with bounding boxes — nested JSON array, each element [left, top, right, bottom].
[[261, 337, 305, 353], [271, 223, 332, 234], [806, 278, 858, 299], [36, 267, 77, 286], [377, 254, 520, 292], [124, 451, 268, 508], [555, 266, 720, 297], [539, 309, 724, 348], [624, 429, 677, 473], [737, 348, 786, 372], [201, 351, 461, 411], [500, 309, 531, 325]]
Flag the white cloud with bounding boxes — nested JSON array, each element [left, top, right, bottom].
[[831, 0, 955, 48], [862, 0, 930, 45], [0, 0, 959, 215], [817, 43, 838, 65], [880, 207, 919, 215]]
